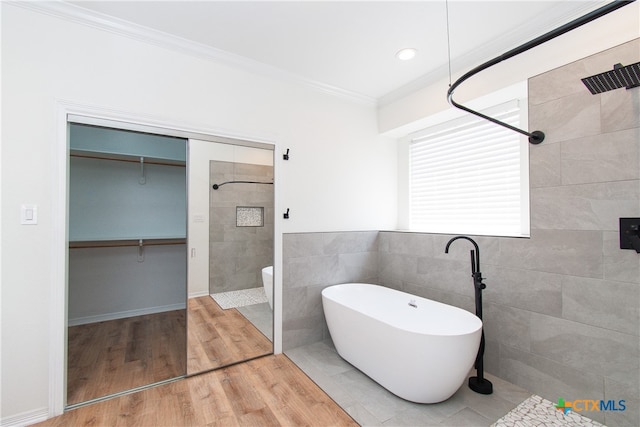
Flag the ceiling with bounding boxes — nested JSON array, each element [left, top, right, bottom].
[[66, 0, 609, 104]]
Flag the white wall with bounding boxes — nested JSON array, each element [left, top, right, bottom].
[[0, 3, 397, 423]]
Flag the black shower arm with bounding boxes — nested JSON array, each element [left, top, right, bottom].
[[447, 0, 635, 145], [212, 180, 274, 190]]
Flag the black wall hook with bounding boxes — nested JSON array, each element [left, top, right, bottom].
[[283, 208, 290, 219], [283, 149, 290, 160]]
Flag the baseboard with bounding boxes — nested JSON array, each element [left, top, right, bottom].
[[188, 290, 209, 298], [1, 407, 49, 427], [68, 302, 186, 326]]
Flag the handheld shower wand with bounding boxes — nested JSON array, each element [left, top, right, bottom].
[[445, 236, 493, 395]]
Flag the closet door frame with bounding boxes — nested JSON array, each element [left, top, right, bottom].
[[51, 101, 282, 417]]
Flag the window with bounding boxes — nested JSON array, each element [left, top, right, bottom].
[[409, 100, 530, 237]]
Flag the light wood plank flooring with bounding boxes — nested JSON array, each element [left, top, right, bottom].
[[67, 310, 187, 406], [187, 296, 272, 374], [36, 354, 358, 427], [67, 297, 272, 406]]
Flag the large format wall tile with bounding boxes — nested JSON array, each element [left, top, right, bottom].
[[323, 231, 378, 255], [528, 59, 592, 106], [562, 275, 640, 336], [602, 88, 640, 133], [604, 231, 640, 284], [483, 303, 531, 352], [416, 256, 475, 297], [497, 229, 603, 278], [529, 142, 562, 188], [283, 233, 326, 259], [377, 251, 414, 289], [529, 313, 639, 387], [605, 376, 640, 427], [531, 180, 640, 231], [529, 91, 601, 144], [286, 254, 339, 288], [282, 231, 379, 351], [561, 128, 640, 185], [483, 266, 562, 317]]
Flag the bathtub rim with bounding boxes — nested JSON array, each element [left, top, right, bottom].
[[322, 282, 482, 337]]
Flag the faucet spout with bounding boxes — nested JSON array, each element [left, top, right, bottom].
[[445, 235, 481, 273]]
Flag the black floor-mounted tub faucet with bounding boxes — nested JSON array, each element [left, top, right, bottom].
[[445, 236, 493, 395]]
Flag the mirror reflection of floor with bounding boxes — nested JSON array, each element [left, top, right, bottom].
[[67, 309, 186, 406], [211, 287, 273, 340], [236, 302, 272, 340], [67, 296, 272, 406], [187, 296, 272, 374]]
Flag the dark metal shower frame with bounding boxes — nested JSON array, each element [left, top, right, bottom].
[[447, 0, 636, 145]]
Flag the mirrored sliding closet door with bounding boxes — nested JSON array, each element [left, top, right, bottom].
[[186, 139, 274, 375], [66, 120, 274, 407], [66, 123, 188, 406]]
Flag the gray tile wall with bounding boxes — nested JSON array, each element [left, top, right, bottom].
[[209, 160, 274, 294], [282, 231, 379, 349], [523, 39, 639, 427], [281, 39, 639, 426]]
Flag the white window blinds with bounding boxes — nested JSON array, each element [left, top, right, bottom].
[[409, 101, 529, 237]]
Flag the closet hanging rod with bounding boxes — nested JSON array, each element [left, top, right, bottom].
[[447, 0, 635, 145], [212, 180, 274, 190], [69, 238, 186, 249], [69, 152, 186, 167]]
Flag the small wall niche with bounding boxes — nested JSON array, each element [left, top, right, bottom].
[[237, 206, 264, 227]]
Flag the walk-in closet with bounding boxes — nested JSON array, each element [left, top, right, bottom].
[[67, 124, 188, 405]]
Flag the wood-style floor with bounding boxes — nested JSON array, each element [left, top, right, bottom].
[[187, 296, 272, 374], [36, 354, 358, 427], [67, 309, 187, 405], [68, 296, 272, 405]]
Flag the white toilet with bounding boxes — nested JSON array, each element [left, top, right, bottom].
[[261, 266, 273, 309]]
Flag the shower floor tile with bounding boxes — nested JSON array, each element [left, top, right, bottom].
[[492, 394, 605, 427]]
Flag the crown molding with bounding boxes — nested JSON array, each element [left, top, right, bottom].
[[378, 0, 610, 107], [9, 0, 377, 106]]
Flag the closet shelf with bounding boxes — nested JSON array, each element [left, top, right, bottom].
[[69, 237, 186, 249]]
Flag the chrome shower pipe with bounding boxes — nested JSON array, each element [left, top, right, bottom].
[[447, 0, 636, 145]]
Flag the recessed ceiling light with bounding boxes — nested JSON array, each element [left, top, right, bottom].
[[396, 48, 417, 61]]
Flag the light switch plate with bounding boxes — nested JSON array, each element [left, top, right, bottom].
[[21, 204, 38, 225]]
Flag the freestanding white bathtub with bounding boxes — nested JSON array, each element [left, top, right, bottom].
[[321, 283, 482, 403]]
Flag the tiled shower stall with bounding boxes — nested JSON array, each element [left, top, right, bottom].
[[209, 160, 274, 294], [282, 39, 640, 427]]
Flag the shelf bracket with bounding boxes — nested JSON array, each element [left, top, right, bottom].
[[139, 157, 146, 185], [138, 239, 145, 262]]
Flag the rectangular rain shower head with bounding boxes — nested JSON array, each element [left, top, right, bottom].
[[581, 62, 640, 95]]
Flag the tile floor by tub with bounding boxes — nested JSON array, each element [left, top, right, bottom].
[[285, 340, 600, 427]]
